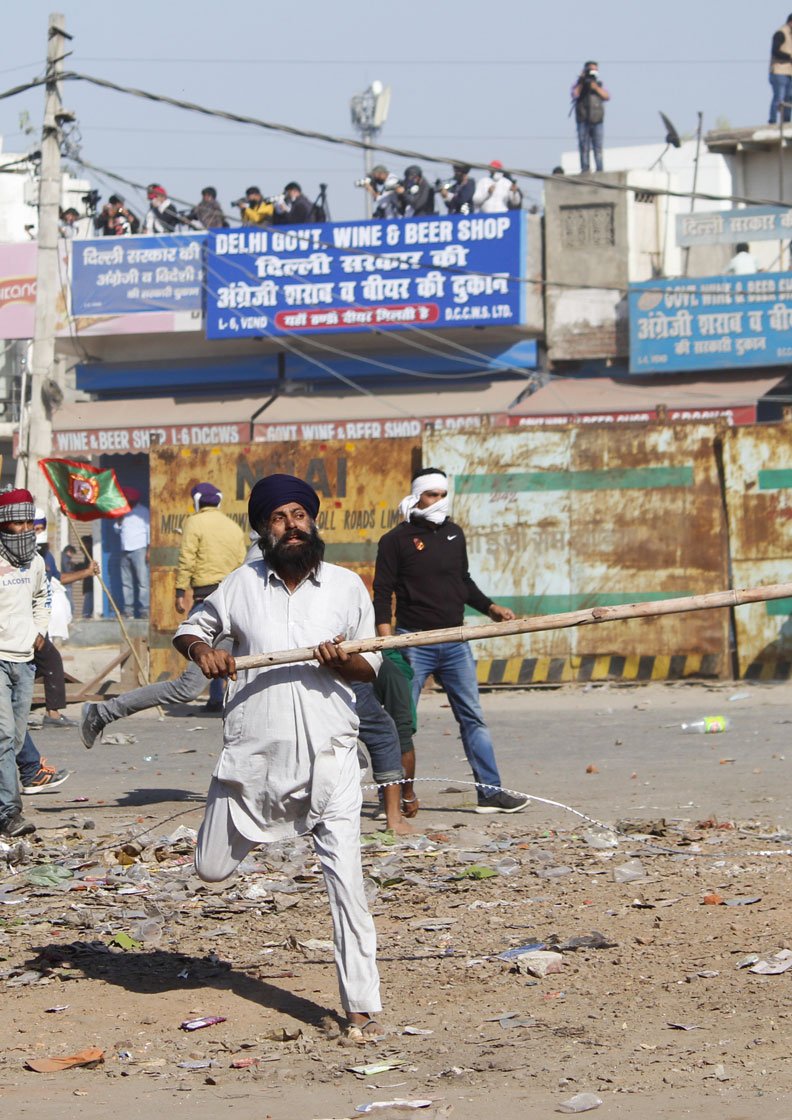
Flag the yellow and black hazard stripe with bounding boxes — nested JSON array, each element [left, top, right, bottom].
[[475, 653, 723, 686], [743, 659, 792, 681]]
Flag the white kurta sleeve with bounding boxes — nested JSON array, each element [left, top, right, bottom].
[[346, 578, 381, 675], [173, 584, 230, 650]]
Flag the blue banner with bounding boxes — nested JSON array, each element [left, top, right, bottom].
[[71, 235, 205, 315], [205, 213, 525, 339], [629, 272, 792, 373]]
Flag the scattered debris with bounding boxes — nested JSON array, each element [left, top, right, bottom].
[[26, 1048, 104, 1073], [180, 1016, 228, 1031]]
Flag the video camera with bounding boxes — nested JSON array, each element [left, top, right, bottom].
[[81, 189, 100, 215]]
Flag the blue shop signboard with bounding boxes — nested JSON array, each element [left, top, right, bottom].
[[71, 234, 205, 315], [629, 272, 792, 373], [205, 213, 526, 339]]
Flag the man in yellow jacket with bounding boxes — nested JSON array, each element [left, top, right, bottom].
[[175, 483, 246, 618], [79, 482, 246, 746], [175, 483, 247, 709]]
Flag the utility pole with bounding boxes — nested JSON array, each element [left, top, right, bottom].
[[682, 111, 704, 279], [350, 81, 391, 219], [17, 12, 70, 504]]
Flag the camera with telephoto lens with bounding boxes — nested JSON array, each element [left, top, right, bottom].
[[354, 177, 372, 188], [434, 179, 455, 192]]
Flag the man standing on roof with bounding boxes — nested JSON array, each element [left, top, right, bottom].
[[770, 14, 792, 122], [571, 61, 610, 173], [373, 468, 528, 815]]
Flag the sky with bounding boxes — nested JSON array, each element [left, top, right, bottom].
[[0, 0, 785, 223]]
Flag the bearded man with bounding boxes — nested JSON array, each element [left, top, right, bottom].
[[173, 474, 383, 1038]]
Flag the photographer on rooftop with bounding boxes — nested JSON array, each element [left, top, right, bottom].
[[358, 165, 401, 219], [439, 164, 476, 215], [571, 60, 610, 173]]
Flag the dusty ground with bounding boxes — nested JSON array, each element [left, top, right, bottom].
[[2, 677, 792, 1119]]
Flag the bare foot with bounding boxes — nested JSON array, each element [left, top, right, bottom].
[[388, 814, 415, 835]]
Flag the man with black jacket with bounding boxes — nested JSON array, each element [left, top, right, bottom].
[[395, 165, 435, 217], [440, 165, 475, 215], [273, 182, 314, 225], [373, 468, 528, 814], [572, 61, 610, 172]]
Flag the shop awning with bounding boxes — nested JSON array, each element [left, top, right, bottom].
[[504, 372, 787, 427], [49, 378, 532, 455]]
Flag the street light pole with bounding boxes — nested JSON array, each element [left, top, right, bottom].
[[17, 11, 70, 505]]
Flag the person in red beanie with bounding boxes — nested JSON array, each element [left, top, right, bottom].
[[0, 487, 50, 837], [472, 160, 523, 213], [142, 183, 184, 234]]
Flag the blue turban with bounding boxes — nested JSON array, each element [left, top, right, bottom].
[[248, 474, 320, 530], [191, 482, 222, 510]]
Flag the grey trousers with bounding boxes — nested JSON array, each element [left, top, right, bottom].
[[94, 661, 209, 724], [196, 761, 381, 1015]]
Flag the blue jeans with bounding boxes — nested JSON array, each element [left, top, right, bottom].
[[577, 119, 604, 171], [0, 660, 35, 825], [769, 72, 792, 122], [351, 681, 403, 785], [399, 636, 501, 792], [17, 732, 40, 784], [120, 547, 149, 617]]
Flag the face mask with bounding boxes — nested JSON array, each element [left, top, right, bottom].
[[411, 496, 450, 525], [0, 529, 37, 567], [492, 171, 503, 181]]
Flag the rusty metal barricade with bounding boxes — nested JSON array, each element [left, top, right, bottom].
[[424, 423, 730, 684], [148, 437, 419, 682]]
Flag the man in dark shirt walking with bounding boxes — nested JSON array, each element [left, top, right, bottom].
[[373, 468, 528, 814]]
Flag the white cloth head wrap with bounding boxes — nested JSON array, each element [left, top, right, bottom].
[[398, 471, 450, 525]]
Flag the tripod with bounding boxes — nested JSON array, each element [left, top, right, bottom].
[[312, 182, 330, 222]]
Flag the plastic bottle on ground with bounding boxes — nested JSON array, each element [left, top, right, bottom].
[[680, 715, 731, 734]]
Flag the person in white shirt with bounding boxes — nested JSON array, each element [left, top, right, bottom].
[[116, 487, 150, 618], [174, 473, 384, 1039], [472, 161, 523, 213], [727, 242, 758, 275], [0, 488, 50, 837]]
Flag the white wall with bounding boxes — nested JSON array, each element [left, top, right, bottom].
[[0, 136, 90, 242]]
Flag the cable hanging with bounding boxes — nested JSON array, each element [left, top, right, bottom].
[[61, 69, 792, 210]]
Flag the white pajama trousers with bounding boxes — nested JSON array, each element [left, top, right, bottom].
[[195, 762, 381, 1015]]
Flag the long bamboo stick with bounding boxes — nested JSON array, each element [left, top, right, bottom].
[[234, 581, 792, 671]]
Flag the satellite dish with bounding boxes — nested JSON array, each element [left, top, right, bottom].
[[659, 111, 682, 149]]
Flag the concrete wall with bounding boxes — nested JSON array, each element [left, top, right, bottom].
[[544, 172, 630, 362]]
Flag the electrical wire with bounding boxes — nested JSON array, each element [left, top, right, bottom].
[[0, 76, 48, 103], [75, 56, 767, 66], [60, 69, 792, 210]]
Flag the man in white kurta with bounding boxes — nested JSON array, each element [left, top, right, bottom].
[[174, 474, 382, 1034]]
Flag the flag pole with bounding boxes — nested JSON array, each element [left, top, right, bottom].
[[39, 458, 166, 711]]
